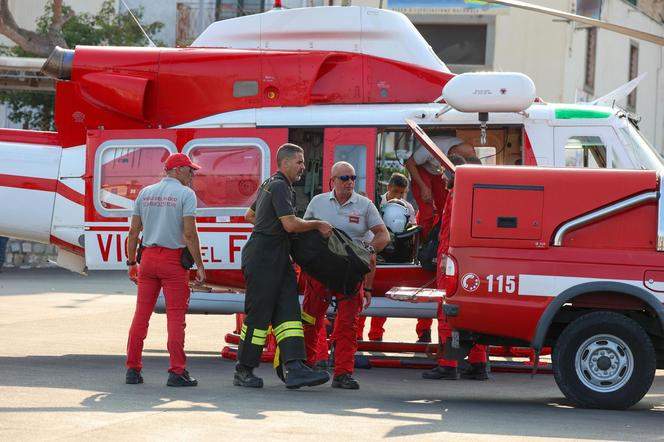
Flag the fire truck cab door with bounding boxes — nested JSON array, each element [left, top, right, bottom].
[[84, 128, 287, 270]]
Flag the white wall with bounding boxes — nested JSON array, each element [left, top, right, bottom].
[[492, 0, 574, 103], [564, 0, 664, 151]]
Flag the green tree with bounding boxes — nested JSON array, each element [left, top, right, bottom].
[[0, 0, 163, 130]]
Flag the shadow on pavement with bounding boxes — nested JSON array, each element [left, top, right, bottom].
[[0, 353, 662, 440]]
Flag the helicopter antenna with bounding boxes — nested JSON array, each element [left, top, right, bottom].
[[119, 0, 156, 47]]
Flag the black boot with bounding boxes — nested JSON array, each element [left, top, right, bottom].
[[422, 365, 459, 380], [460, 362, 489, 380], [285, 360, 330, 389], [233, 363, 264, 388], [125, 368, 143, 384], [167, 369, 198, 387], [331, 373, 360, 390], [416, 329, 432, 343]]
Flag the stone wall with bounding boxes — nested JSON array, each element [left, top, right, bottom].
[[2, 239, 58, 269]]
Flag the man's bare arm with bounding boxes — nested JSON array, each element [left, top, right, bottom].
[[183, 216, 206, 283], [245, 208, 256, 225], [127, 215, 143, 262], [369, 223, 390, 253]]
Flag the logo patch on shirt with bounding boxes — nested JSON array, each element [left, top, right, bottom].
[[349, 215, 360, 224]]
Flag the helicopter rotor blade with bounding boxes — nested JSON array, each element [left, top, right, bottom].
[[484, 0, 664, 46]]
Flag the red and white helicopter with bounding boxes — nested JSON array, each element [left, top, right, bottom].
[[0, 3, 662, 325]]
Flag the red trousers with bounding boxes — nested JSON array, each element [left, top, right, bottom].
[[357, 316, 433, 340], [303, 276, 362, 376], [435, 249, 486, 367], [436, 302, 487, 367], [412, 166, 448, 240], [126, 247, 190, 374]]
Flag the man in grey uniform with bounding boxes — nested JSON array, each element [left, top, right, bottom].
[[125, 153, 205, 387], [301, 161, 390, 389]]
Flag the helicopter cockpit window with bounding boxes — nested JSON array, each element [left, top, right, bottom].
[[564, 136, 607, 168], [94, 141, 176, 218], [183, 138, 270, 216]]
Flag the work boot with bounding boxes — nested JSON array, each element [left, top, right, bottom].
[[284, 360, 330, 389], [125, 368, 143, 384], [368, 336, 383, 342], [233, 364, 263, 388], [331, 373, 360, 390], [422, 366, 459, 380], [167, 369, 198, 387], [460, 363, 489, 381], [416, 329, 432, 343]]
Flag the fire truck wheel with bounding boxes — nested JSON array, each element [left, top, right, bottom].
[[552, 311, 656, 410]]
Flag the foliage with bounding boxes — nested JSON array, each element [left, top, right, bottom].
[[0, 0, 163, 130]]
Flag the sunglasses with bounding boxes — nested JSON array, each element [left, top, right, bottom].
[[335, 175, 357, 182]]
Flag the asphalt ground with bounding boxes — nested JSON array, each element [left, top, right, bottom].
[[0, 268, 662, 441]]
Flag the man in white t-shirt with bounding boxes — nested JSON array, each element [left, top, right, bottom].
[[405, 136, 475, 240]]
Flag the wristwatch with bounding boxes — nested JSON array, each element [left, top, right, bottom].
[[365, 244, 376, 254], [126, 260, 137, 266]]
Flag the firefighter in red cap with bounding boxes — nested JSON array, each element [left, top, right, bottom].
[[125, 152, 205, 387], [302, 161, 390, 390]]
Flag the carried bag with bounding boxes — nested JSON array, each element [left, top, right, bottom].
[[290, 227, 371, 297], [417, 218, 441, 272]]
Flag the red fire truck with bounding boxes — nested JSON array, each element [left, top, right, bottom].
[[441, 164, 664, 409]]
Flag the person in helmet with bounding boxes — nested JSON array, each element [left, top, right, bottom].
[[357, 173, 433, 343], [380, 173, 415, 225]]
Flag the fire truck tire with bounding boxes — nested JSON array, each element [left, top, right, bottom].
[[552, 311, 656, 410]]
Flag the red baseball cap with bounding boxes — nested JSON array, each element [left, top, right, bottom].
[[164, 153, 201, 171]]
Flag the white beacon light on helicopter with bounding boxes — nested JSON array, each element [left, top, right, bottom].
[[442, 72, 536, 113]]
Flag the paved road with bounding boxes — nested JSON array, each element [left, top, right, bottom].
[[0, 268, 662, 441]]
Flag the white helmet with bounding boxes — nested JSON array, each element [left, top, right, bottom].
[[381, 201, 409, 233]]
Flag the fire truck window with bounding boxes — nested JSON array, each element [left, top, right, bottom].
[[564, 136, 606, 168], [233, 81, 258, 98], [189, 145, 262, 208], [334, 144, 367, 194], [99, 147, 169, 210]]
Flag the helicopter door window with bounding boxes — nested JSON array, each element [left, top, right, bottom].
[[564, 136, 607, 168], [94, 141, 176, 218], [183, 138, 270, 216], [334, 144, 367, 194]]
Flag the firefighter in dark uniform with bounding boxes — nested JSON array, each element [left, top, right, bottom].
[[235, 143, 333, 389]]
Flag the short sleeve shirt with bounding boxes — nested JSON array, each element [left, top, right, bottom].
[[412, 137, 465, 176], [132, 177, 197, 249], [304, 191, 384, 243], [412, 145, 443, 176], [251, 171, 296, 236]]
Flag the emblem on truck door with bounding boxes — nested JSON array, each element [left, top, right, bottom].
[[461, 273, 481, 292]]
